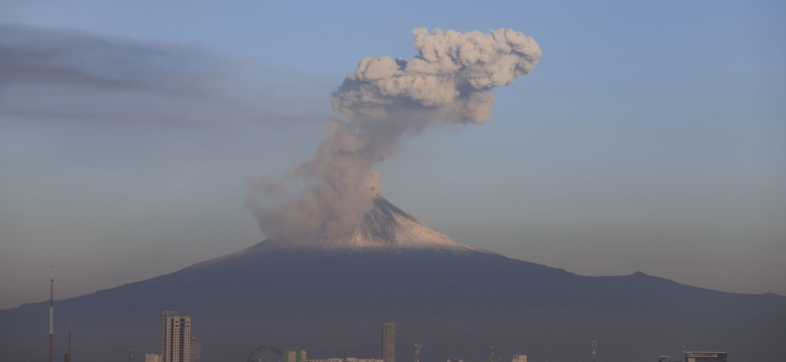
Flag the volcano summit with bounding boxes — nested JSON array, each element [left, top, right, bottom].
[[236, 197, 489, 255]]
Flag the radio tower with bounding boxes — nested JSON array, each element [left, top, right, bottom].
[[591, 335, 596, 362], [487, 342, 500, 362], [490, 342, 494, 362], [49, 266, 54, 362], [414, 342, 423, 362]]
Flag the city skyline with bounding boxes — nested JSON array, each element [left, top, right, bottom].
[[30, 302, 733, 362]]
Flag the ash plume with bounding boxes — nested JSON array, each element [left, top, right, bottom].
[[247, 28, 541, 240], [0, 23, 323, 127]]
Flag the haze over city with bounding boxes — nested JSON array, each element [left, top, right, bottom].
[[1, 2, 785, 361]]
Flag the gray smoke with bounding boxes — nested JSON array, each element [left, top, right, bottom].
[[0, 23, 323, 127], [247, 28, 541, 240]]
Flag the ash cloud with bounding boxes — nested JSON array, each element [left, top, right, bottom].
[[0, 23, 324, 127], [247, 28, 541, 240], [0, 23, 212, 94]]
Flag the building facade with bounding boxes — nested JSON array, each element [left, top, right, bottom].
[[190, 337, 201, 362], [346, 358, 383, 362], [302, 358, 343, 362], [146, 354, 162, 362], [684, 352, 727, 362], [513, 355, 527, 362], [380, 321, 395, 362], [286, 348, 307, 362], [160, 311, 191, 362]]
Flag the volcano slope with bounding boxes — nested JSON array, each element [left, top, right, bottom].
[[1, 198, 784, 362]]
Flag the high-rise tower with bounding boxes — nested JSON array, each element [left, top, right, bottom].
[[160, 311, 191, 362], [284, 348, 306, 362], [380, 321, 395, 362], [190, 337, 201, 362]]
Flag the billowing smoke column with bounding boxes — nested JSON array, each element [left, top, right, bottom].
[[248, 28, 541, 240]]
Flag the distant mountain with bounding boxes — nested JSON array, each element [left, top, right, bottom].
[[2, 198, 784, 362]]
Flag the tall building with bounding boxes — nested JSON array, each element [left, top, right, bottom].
[[190, 337, 201, 362], [160, 311, 191, 362], [286, 348, 307, 362], [146, 354, 162, 362], [380, 321, 395, 362], [513, 355, 527, 362], [447, 358, 464, 362]]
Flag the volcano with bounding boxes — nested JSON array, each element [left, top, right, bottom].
[[1, 198, 785, 362], [212, 197, 490, 255]]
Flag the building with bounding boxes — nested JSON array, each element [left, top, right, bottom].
[[302, 358, 343, 362], [146, 354, 162, 362], [684, 352, 727, 362], [160, 311, 191, 362], [286, 348, 307, 362], [346, 358, 383, 362], [447, 358, 463, 362], [380, 321, 395, 362], [513, 355, 527, 362], [190, 337, 201, 362]]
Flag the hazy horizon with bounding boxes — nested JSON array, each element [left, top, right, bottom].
[[2, 0, 785, 310]]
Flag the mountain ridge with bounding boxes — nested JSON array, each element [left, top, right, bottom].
[[1, 198, 785, 361]]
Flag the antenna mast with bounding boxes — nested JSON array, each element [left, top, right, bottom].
[[414, 342, 423, 362], [591, 335, 596, 362], [488, 342, 500, 362], [49, 266, 54, 362]]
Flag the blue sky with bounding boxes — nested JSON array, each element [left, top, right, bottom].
[[1, 0, 784, 309]]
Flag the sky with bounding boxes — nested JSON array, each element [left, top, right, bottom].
[[1, 0, 785, 310]]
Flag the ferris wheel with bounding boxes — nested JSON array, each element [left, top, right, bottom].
[[247, 346, 284, 362]]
